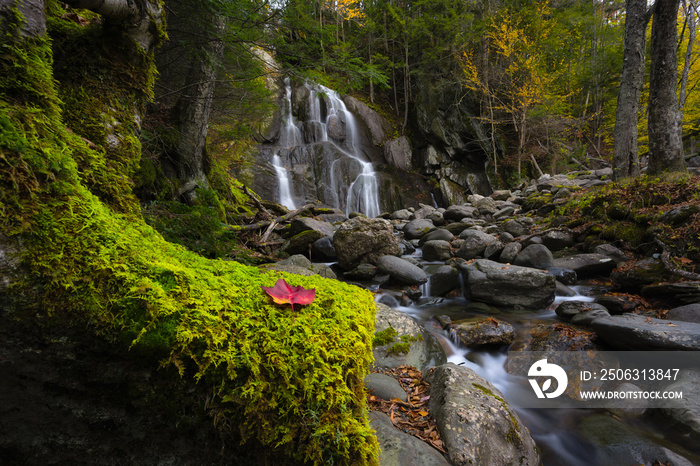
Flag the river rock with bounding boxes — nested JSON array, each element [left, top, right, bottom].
[[413, 205, 436, 220], [391, 209, 412, 220], [514, 321, 599, 352], [443, 205, 477, 221], [310, 236, 336, 262], [452, 317, 516, 347], [333, 217, 399, 270], [555, 301, 609, 319], [541, 230, 575, 251], [427, 265, 460, 297], [498, 242, 522, 263], [422, 240, 453, 262], [376, 255, 428, 285], [288, 217, 336, 238], [641, 281, 700, 306], [426, 364, 539, 466], [593, 243, 631, 264], [546, 266, 577, 285], [667, 303, 700, 323], [343, 263, 378, 281], [456, 230, 498, 260], [374, 303, 446, 370], [502, 219, 530, 237], [580, 414, 700, 466], [591, 314, 700, 350], [659, 369, 700, 439], [369, 411, 452, 466], [570, 308, 611, 325], [490, 189, 512, 201], [364, 373, 407, 402], [281, 230, 324, 255], [610, 258, 666, 290], [404, 218, 435, 240], [483, 240, 504, 260], [594, 294, 639, 315], [426, 210, 445, 226], [551, 253, 616, 278], [461, 259, 556, 309], [418, 228, 454, 246], [513, 244, 553, 269], [659, 204, 700, 225]]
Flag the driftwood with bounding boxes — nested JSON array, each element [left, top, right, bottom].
[[655, 239, 700, 280], [227, 204, 315, 233], [242, 185, 272, 220]]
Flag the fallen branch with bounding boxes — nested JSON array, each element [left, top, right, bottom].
[[655, 239, 700, 280], [227, 204, 315, 232]]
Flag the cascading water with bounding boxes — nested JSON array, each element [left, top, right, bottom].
[[269, 78, 381, 217]]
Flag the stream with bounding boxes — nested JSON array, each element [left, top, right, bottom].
[[368, 248, 700, 465]]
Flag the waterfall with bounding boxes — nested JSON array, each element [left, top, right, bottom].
[[269, 77, 381, 217], [272, 153, 296, 210]]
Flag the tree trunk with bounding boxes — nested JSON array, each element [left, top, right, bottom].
[[613, 0, 648, 180], [648, 0, 685, 175], [679, 0, 695, 124]]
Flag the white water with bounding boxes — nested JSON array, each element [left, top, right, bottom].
[[272, 153, 296, 210]]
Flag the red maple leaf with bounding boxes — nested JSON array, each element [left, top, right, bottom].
[[260, 278, 316, 325]]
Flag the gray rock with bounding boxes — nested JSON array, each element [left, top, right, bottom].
[[490, 189, 512, 201], [591, 314, 700, 350], [474, 196, 497, 215], [281, 230, 324, 255], [443, 219, 486, 235], [383, 136, 413, 171], [404, 218, 435, 240], [641, 281, 700, 306], [541, 230, 575, 251], [326, 113, 345, 141], [452, 317, 516, 347], [555, 301, 609, 319], [659, 204, 700, 225], [456, 230, 498, 260], [364, 373, 407, 402], [555, 281, 577, 297], [343, 263, 378, 281], [418, 228, 455, 246], [502, 219, 530, 237], [570, 308, 611, 325], [343, 95, 393, 146], [498, 242, 522, 263], [369, 411, 452, 466], [311, 236, 336, 262], [660, 369, 700, 439], [667, 303, 700, 323], [552, 253, 616, 278], [610, 258, 665, 290], [546, 266, 577, 285], [374, 303, 446, 370], [333, 217, 399, 270], [462, 259, 556, 309], [514, 244, 554, 269], [288, 217, 336, 238], [593, 243, 631, 264], [493, 206, 515, 220], [426, 210, 446, 226], [443, 205, 477, 221], [413, 205, 436, 220], [377, 255, 428, 285], [309, 263, 337, 279], [422, 240, 453, 262], [427, 265, 460, 297], [426, 364, 539, 466], [580, 414, 700, 466], [483, 240, 505, 260], [391, 209, 412, 220], [277, 254, 312, 269]]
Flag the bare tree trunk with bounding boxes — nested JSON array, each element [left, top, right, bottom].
[[679, 0, 695, 123], [613, 0, 649, 180], [648, 0, 685, 175]]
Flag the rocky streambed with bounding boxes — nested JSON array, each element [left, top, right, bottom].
[[267, 168, 700, 465]]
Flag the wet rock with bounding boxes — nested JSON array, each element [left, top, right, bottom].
[[333, 217, 399, 270], [404, 218, 435, 240], [456, 230, 498, 260], [552, 253, 616, 278], [428, 265, 460, 297], [377, 255, 428, 285], [343, 263, 378, 281], [384, 136, 412, 171], [418, 228, 455, 246], [591, 314, 700, 350], [610, 258, 666, 290], [461, 259, 556, 309], [343, 95, 393, 146], [422, 240, 453, 262], [369, 411, 452, 466], [580, 414, 700, 466], [570, 308, 611, 325], [555, 301, 609, 319], [326, 113, 345, 141], [426, 364, 539, 466], [515, 321, 600, 352], [452, 317, 516, 347], [502, 219, 530, 237], [311, 236, 336, 262], [546, 266, 577, 285], [667, 303, 700, 323], [281, 230, 324, 255], [374, 303, 446, 370], [659, 369, 700, 439], [443, 205, 477, 221], [555, 281, 577, 297], [514, 244, 554, 269], [364, 373, 407, 402], [595, 295, 639, 315]]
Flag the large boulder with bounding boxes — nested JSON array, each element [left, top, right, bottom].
[[383, 136, 412, 171], [376, 255, 428, 285], [513, 244, 554, 269], [404, 218, 435, 240], [422, 240, 453, 262], [590, 314, 700, 350], [426, 265, 460, 297], [374, 303, 446, 370], [333, 217, 399, 270], [551, 253, 616, 278], [456, 230, 498, 260], [426, 364, 539, 466], [452, 317, 516, 348], [343, 95, 393, 147], [461, 259, 556, 309]]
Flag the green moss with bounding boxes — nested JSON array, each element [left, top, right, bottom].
[[1, 9, 378, 465], [372, 326, 397, 347], [387, 342, 411, 356]]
